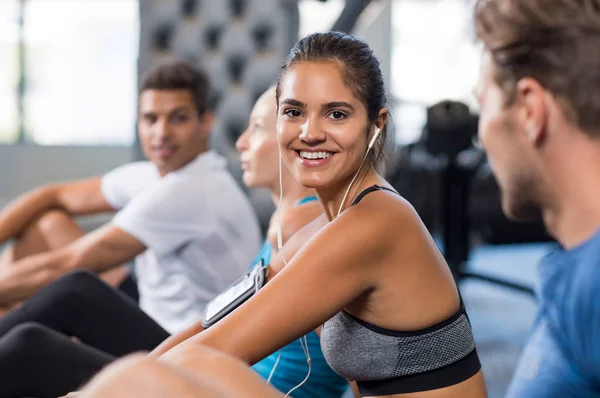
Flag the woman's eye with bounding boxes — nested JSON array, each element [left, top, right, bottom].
[[284, 109, 302, 117], [329, 111, 346, 120]]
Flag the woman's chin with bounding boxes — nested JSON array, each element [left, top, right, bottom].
[[295, 174, 333, 190]]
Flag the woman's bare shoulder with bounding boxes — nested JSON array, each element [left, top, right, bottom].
[[280, 201, 323, 241], [346, 188, 422, 231]]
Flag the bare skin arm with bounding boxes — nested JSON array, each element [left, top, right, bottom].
[[157, 195, 487, 398], [0, 224, 146, 306], [149, 319, 206, 359], [349, 381, 361, 398], [160, 207, 386, 365], [266, 201, 322, 253], [149, 214, 327, 358], [0, 177, 113, 245]]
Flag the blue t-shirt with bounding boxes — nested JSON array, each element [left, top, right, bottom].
[[250, 196, 348, 398], [507, 229, 600, 397]]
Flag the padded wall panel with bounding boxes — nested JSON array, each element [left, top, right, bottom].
[[139, 0, 299, 231], [139, 0, 298, 146]]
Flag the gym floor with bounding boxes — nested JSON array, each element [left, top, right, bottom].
[[461, 242, 554, 398]]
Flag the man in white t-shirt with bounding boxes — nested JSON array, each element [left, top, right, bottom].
[[0, 60, 261, 333]]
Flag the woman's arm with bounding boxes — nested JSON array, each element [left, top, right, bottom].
[[151, 215, 328, 357], [161, 206, 388, 366], [149, 321, 205, 358]]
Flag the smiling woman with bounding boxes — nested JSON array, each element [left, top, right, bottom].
[[77, 32, 488, 398]]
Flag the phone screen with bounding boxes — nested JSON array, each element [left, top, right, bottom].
[[204, 264, 263, 322]]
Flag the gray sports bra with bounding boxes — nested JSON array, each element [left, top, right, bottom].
[[320, 185, 480, 396]]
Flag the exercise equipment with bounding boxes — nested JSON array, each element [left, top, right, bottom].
[[395, 100, 551, 297]]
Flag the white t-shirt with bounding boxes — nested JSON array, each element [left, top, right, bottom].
[[101, 151, 261, 333]]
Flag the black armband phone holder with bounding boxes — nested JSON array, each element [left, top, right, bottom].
[[201, 260, 268, 328]]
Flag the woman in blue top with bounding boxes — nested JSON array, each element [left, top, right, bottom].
[[235, 86, 350, 398]]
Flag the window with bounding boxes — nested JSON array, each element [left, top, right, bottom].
[[391, 0, 480, 144], [299, 0, 345, 37], [0, 0, 20, 143], [5, 0, 139, 146]]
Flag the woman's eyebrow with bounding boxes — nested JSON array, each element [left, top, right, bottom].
[[279, 99, 306, 107], [322, 102, 355, 111]]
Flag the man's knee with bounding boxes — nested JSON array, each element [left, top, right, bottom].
[[34, 210, 73, 237]]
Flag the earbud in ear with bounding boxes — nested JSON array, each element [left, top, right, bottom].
[[526, 123, 537, 143], [368, 127, 381, 150]]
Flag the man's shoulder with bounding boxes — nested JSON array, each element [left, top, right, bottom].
[[105, 160, 159, 188], [161, 167, 240, 202], [567, 234, 600, 301], [547, 231, 600, 302], [110, 160, 156, 175], [101, 161, 159, 208], [130, 161, 248, 215], [165, 153, 235, 188]]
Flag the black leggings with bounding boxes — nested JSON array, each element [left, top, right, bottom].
[[0, 270, 171, 398]]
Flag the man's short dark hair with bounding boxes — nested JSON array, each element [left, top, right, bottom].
[[140, 60, 210, 117]]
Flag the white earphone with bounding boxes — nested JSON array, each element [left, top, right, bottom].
[[336, 125, 382, 218], [272, 125, 382, 392], [368, 126, 381, 150], [274, 149, 312, 397]]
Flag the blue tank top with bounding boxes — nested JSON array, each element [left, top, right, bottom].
[[250, 196, 348, 398]]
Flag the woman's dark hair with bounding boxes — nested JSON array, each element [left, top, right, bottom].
[[276, 31, 389, 167]]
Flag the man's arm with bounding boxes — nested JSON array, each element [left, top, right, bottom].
[[0, 177, 113, 244], [0, 224, 146, 306]]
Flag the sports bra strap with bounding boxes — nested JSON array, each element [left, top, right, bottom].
[[351, 185, 398, 206]]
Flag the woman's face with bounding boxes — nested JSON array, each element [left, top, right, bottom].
[[277, 61, 373, 190], [236, 90, 279, 189]]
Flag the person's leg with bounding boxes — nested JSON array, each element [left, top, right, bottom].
[[79, 346, 285, 398], [78, 354, 228, 398], [0, 270, 170, 356], [160, 344, 284, 398], [0, 322, 115, 398], [115, 271, 139, 303], [0, 209, 130, 288]]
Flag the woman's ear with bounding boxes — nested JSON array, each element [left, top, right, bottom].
[[375, 108, 388, 132]]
